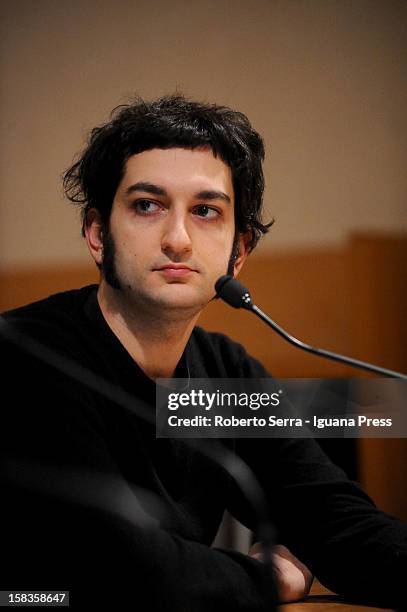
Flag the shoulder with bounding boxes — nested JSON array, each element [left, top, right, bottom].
[[189, 326, 270, 378], [1, 285, 98, 357], [3, 285, 97, 321]]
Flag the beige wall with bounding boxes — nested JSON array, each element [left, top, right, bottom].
[[1, 0, 406, 268]]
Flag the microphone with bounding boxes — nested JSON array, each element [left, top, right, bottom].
[[215, 275, 407, 380]]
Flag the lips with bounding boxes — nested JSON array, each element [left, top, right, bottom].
[[157, 264, 196, 272], [154, 264, 198, 278]]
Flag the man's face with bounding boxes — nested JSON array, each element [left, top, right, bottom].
[[88, 147, 247, 317]]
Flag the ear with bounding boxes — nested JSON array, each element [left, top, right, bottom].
[[233, 232, 251, 277], [84, 209, 104, 266]]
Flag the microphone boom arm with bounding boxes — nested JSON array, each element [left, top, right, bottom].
[[215, 275, 407, 381], [251, 303, 407, 380]]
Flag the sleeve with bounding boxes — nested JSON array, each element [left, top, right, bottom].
[[0, 336, 274, 612], [233, 437, 407, 608], [228, 349, 407, 608]]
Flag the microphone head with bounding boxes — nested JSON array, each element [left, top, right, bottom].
[[214, 275, 253, 310]]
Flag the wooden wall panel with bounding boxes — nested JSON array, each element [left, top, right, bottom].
[[0, 265, 99, 313], [348, 234, 407, 520]]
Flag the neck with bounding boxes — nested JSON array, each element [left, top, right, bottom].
[[97, 281, 200, 380]]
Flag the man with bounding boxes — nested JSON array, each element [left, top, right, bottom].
[[1, 95, 406, 610]]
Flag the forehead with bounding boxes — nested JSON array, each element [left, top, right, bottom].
[[118, 147, 234, 197]]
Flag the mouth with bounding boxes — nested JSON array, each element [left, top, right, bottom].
[[154, 264, 198, 278]]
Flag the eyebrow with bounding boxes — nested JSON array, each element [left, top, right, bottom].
[[125, 181, 167, 197], [125, 181, 231, 203]]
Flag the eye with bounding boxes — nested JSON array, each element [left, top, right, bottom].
[[193, 204, 220, 219], [134, 199, 161, 215]]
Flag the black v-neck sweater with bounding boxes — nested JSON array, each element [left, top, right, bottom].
[[1, 286, 406, 610]]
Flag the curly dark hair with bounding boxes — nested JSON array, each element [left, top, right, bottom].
[[63, 94, 272, 251]]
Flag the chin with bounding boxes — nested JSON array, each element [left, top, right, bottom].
[[152, 284, 210, 312]]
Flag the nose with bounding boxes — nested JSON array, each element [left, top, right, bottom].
[[161, 210, 192, 259]]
